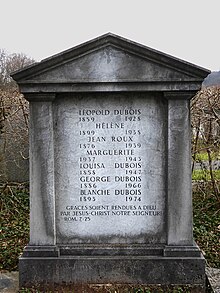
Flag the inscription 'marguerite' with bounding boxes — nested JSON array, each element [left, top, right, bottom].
[[54, 96, 166, 243], [85, 149, 134, 155]]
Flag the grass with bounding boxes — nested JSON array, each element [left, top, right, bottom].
[[0, 183, 29, 271], [192, 169, 220, 180], [194, 152, 220, 161], [193, 183, 220, 268]]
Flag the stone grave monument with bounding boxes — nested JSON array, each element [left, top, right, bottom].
[[12, 33, 210, 291]]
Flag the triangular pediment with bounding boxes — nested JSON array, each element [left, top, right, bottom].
[[12, 33, 210, 90]]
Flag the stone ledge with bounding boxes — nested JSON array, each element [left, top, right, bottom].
[[1, 269, 220, 292], [19, 255, 206, 291]]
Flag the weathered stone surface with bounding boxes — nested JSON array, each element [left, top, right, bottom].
[[29, 97, 56, 245], [19, 256, 206, 290], [54, 92, 167, 244], [0, 272, 19, 293], [167, 95, 193, 245], [11, 33, 210, 289], [4, 269, 220, 293], [12, 33, 209, 94], [206, 268, 220, 293]]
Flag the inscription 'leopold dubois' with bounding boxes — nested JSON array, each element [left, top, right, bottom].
[[79, 109, 141, 116]]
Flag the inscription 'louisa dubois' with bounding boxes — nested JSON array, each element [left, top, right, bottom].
[[79, 163, 141, 169]]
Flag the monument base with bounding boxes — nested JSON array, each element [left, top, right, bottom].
[[19, 244, 206, 292]]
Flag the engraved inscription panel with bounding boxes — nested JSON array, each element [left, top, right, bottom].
[[54, 93, 167, 244]]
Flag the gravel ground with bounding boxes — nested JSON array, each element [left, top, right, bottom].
[[206, 267, 220, 293], [0, 269, 219, 292], [0, 271, 18, 293]]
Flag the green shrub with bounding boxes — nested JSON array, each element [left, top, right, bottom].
[[0, 183, 29, 271]]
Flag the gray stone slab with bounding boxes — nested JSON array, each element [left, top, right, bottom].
[[29, 99, 56, 245], [19, 255, 206, 291], [53, 93, 167, 244], [11, 33, 211, 289], [12, 34, 209, 94], [167, 97, 193, 245], [4, 269, 220, 293]]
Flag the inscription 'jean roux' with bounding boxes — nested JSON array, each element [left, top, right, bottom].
[[59, 106, 163, 223]]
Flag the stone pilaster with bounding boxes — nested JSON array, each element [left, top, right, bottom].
[[26, 93, 56, 246], [165, 92, 194, 246]]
